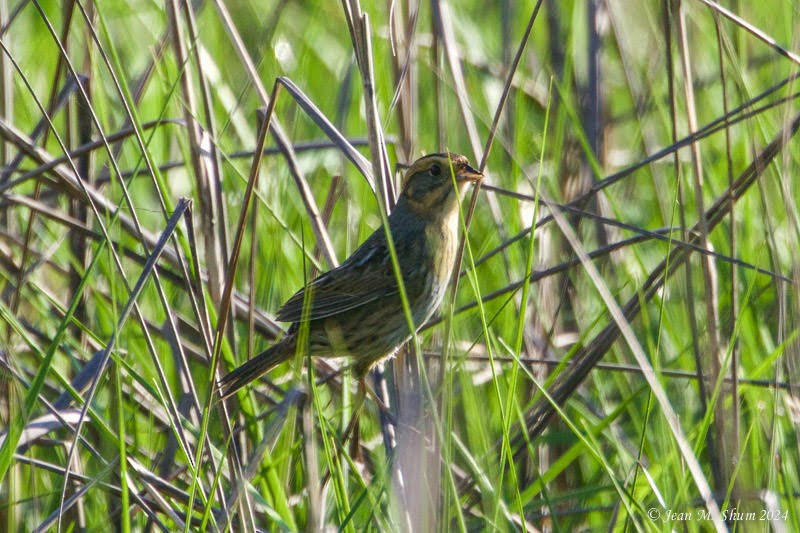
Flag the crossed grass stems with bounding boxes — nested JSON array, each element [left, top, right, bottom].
[[2, 1, 798, 528], [4, 63, 797, 526]]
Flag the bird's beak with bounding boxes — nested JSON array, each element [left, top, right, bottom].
[[457, 165, 483, 183]]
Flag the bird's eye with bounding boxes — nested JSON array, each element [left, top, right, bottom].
[[430, 164, 441, 176]]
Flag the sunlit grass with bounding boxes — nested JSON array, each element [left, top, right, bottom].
[[0, 1, 798, 531]]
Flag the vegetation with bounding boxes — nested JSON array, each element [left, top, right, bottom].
[[1, 0, 798, 530]]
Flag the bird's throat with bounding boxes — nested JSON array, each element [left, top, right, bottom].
[[425, 207, 459, 289]]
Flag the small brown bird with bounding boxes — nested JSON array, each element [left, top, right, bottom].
[[219, 153, 482, 398]]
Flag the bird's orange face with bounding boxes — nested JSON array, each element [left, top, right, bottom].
[[400, 153, 482, 218]]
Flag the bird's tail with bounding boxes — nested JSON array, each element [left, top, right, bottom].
[[218, 339, 294, 399]]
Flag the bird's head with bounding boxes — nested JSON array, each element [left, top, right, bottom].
[[398, 153, 482, 219]]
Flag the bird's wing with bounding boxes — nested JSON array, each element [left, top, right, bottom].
[[275, 231, 398, 323]]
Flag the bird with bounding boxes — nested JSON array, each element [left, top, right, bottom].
[[218, 152, 482, 399]]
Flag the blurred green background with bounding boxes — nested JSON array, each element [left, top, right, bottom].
[[1, 0, 799, 530]]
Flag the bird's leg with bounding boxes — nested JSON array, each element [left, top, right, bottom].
[[319, 379, 366, 492], [360, 374, 397, 425], [346, 378, 368, 461]]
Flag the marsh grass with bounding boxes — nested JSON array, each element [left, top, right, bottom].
[[1, 0, 799, 531]]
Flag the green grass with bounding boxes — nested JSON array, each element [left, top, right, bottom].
[[1, 0, 799, 531]]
